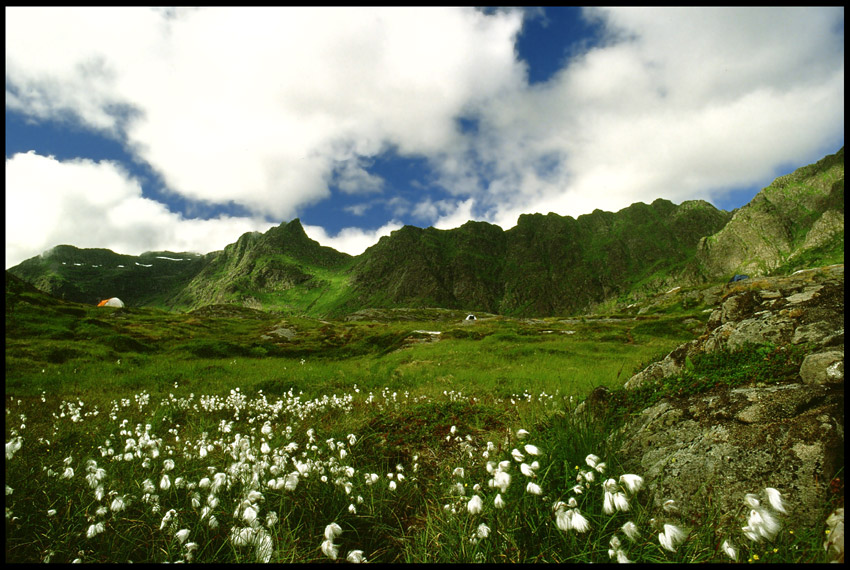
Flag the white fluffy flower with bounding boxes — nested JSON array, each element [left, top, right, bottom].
[[467, 495, 483, 515], [658, 524, 687, 552], [764, 487, 787, 514]]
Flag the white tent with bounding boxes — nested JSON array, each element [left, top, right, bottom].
[[97, 297, 125, 308]]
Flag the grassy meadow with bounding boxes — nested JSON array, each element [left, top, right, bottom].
[[5, 285, 838, 563]]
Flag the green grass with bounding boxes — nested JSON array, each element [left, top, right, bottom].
[[5, 287, 841, 563]]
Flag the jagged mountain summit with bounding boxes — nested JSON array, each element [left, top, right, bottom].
[[8, 147, 844, 317]]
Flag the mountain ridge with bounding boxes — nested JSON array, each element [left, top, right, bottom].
[[8, 147, 843, 317]]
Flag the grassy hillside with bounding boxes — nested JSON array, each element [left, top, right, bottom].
[[6, 269, 837, 563]]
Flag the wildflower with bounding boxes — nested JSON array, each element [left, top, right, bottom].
[[511, 448, 524, 462], [231, 527, 255, 546], [658, 524, 687, 552], [493, 471, 511, 493], [255, 530, 274, 563], [764, 487, 787, 514], [110, 496, 126, 512], [467, 495, 483, 514], [62, 467, 75, 479], [570, 509, 591, 533], [603, 491, 615, 514], [5, 437, 22, 460], [494, 494, 506, 509], [595, 462, 607, 473], [744, 493, 761, 508], [388, 480, 397, 491], [266, 511, 279, 527], [524, 444, 541, 455], [585, 454, 600, 468], [555, 509, 572, 532], [622, 521, 640, 541], [348, 504, 357, 514], [662, 499, 678, 512], [321, 539, 339, 560], [324, 522, 343, 541], [477, 523, 491, 539], [243, 505, 258, 526], [517, 428, 530, 439], [520, 463, 535, 477], [47, 509, 57, 517], [284, 472, 299, 491], [175, 529, 190, 544], [721, 538, 737, 560], [619, 474, 644, 494], [526, 482, 542, 495], [163, 458, 175, 471], [613, 491, 630, 512], [160, 509, 177, 530], [453, 467, 465, 478], [748, 507, 780, 540], [86, 522, 105, 539], [347, 550, 366, 563], [261, 423, 272, 436], [160, 474, 171, 490]]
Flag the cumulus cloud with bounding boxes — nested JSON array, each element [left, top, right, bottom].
[[4, 7, 844, 266], [5, 7, 525, 222], [4, 152, 276, 267], [458, 7, 844, 227], [302, 221, 403, 256]]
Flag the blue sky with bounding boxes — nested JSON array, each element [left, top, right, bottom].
[[5, 7, 844, 268]]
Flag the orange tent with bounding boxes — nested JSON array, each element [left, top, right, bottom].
[[97, 298, 125, 307]]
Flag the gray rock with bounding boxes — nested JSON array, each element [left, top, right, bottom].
[[615, 383, 844, 531], [800, 351, 844, 385]]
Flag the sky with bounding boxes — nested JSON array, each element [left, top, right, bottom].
[[5, 6, 844, 269]]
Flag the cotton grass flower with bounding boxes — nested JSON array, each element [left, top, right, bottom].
[[493, 470, 511, 493], [86, 522, 105, 539], [467, 495, 483, 514], [619, 474, 644, 494], [526, 482, 542, 495], [494, 494, 506, 509], [175, 528, 190, 544], [658, 523, 687, 552], [622, 520, 640, 541], [347, 550, 366, 563], [524, 444, 541, 456], [764, 487, 787, 514], [721, 538, 738, 560], [321, 539, 339, 560], [110, 495, 126, 512]]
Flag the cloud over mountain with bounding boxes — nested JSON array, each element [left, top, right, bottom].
[[5, 7, 844, 268]]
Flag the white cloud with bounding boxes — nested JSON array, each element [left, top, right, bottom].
[[437, 7, 844, 229], [4, 152, 275, 268], [5, 7, 526, 223], [302, 221, 403, 256], [4, 7, 844, 264]]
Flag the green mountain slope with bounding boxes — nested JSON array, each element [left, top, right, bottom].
[[167, 219, 354, 312], [694, 147, 844, 278], [8, 245, 209, 308], [7, 148, 843, 318]]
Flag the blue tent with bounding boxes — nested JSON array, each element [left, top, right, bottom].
[[729, 274, 749, 283]]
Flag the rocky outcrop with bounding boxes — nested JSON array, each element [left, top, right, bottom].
[[611, 264, 844, 533], [694, 147, 844, 279], [625, 264, 844, 391]]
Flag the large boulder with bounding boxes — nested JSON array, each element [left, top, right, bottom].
[[611, 264, 844, 533]]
